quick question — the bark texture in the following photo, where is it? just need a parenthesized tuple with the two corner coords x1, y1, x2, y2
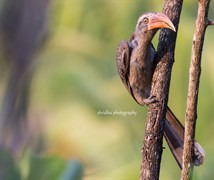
(181, 0, 212, 179)
(140, 1, 183, 179)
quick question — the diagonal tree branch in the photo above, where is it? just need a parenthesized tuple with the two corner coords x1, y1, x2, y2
(140, 0, 183, 179)
(181, 0, 212, 179)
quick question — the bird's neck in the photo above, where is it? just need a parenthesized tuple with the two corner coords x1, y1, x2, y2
(129, 31, 156, 65)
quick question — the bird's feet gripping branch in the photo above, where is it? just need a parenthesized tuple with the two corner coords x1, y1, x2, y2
(116, 12, 205, 168)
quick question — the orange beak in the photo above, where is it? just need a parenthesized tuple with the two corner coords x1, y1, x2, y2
(147, 13, 176, 32)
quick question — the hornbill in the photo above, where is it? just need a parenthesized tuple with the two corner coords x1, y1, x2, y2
(116, 12, 204, 169)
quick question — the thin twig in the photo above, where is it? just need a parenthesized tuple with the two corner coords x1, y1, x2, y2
(181, 0, 211, 179)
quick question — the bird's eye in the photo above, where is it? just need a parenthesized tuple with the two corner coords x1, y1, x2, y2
(143, 17, 149, 24)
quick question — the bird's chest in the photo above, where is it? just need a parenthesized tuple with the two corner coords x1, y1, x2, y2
(129, 61, 152, 85)
(129, 45, 155, 90)
(130, 45, 155, 74)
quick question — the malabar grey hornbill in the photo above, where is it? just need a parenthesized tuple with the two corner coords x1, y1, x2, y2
(116, 12, 204, 169)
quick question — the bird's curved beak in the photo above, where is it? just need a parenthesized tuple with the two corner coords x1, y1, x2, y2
(147, 13, 176, 32)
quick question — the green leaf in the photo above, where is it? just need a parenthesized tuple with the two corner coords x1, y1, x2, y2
(60, 160, 83, 180)
(27, 155, 66, 180)
(0, 148, 21, 180)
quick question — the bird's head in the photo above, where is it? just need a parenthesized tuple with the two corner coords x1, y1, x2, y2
(136, 12, 176, 33)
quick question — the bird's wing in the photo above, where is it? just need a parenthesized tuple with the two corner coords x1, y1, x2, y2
(116, 40, 134, 97)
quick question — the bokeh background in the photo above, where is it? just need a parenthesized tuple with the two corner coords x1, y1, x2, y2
(0, 0, 214, 179)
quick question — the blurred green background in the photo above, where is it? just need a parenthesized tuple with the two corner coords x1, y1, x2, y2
(0, 0, 214, 179)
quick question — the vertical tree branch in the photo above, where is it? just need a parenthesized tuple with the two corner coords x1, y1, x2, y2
(140, 0, 183, 179)
(0, 0, 49, 156)
(181, 0, 212, 179)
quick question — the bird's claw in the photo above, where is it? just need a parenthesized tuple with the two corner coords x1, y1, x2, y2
(143, 95, 157, 105)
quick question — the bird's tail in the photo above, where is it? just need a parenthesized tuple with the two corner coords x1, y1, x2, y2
(164, 107, 205, 169)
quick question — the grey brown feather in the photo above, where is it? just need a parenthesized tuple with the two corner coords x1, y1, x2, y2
(116, 12, 204, 169)
(116, 40, 133, 97)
